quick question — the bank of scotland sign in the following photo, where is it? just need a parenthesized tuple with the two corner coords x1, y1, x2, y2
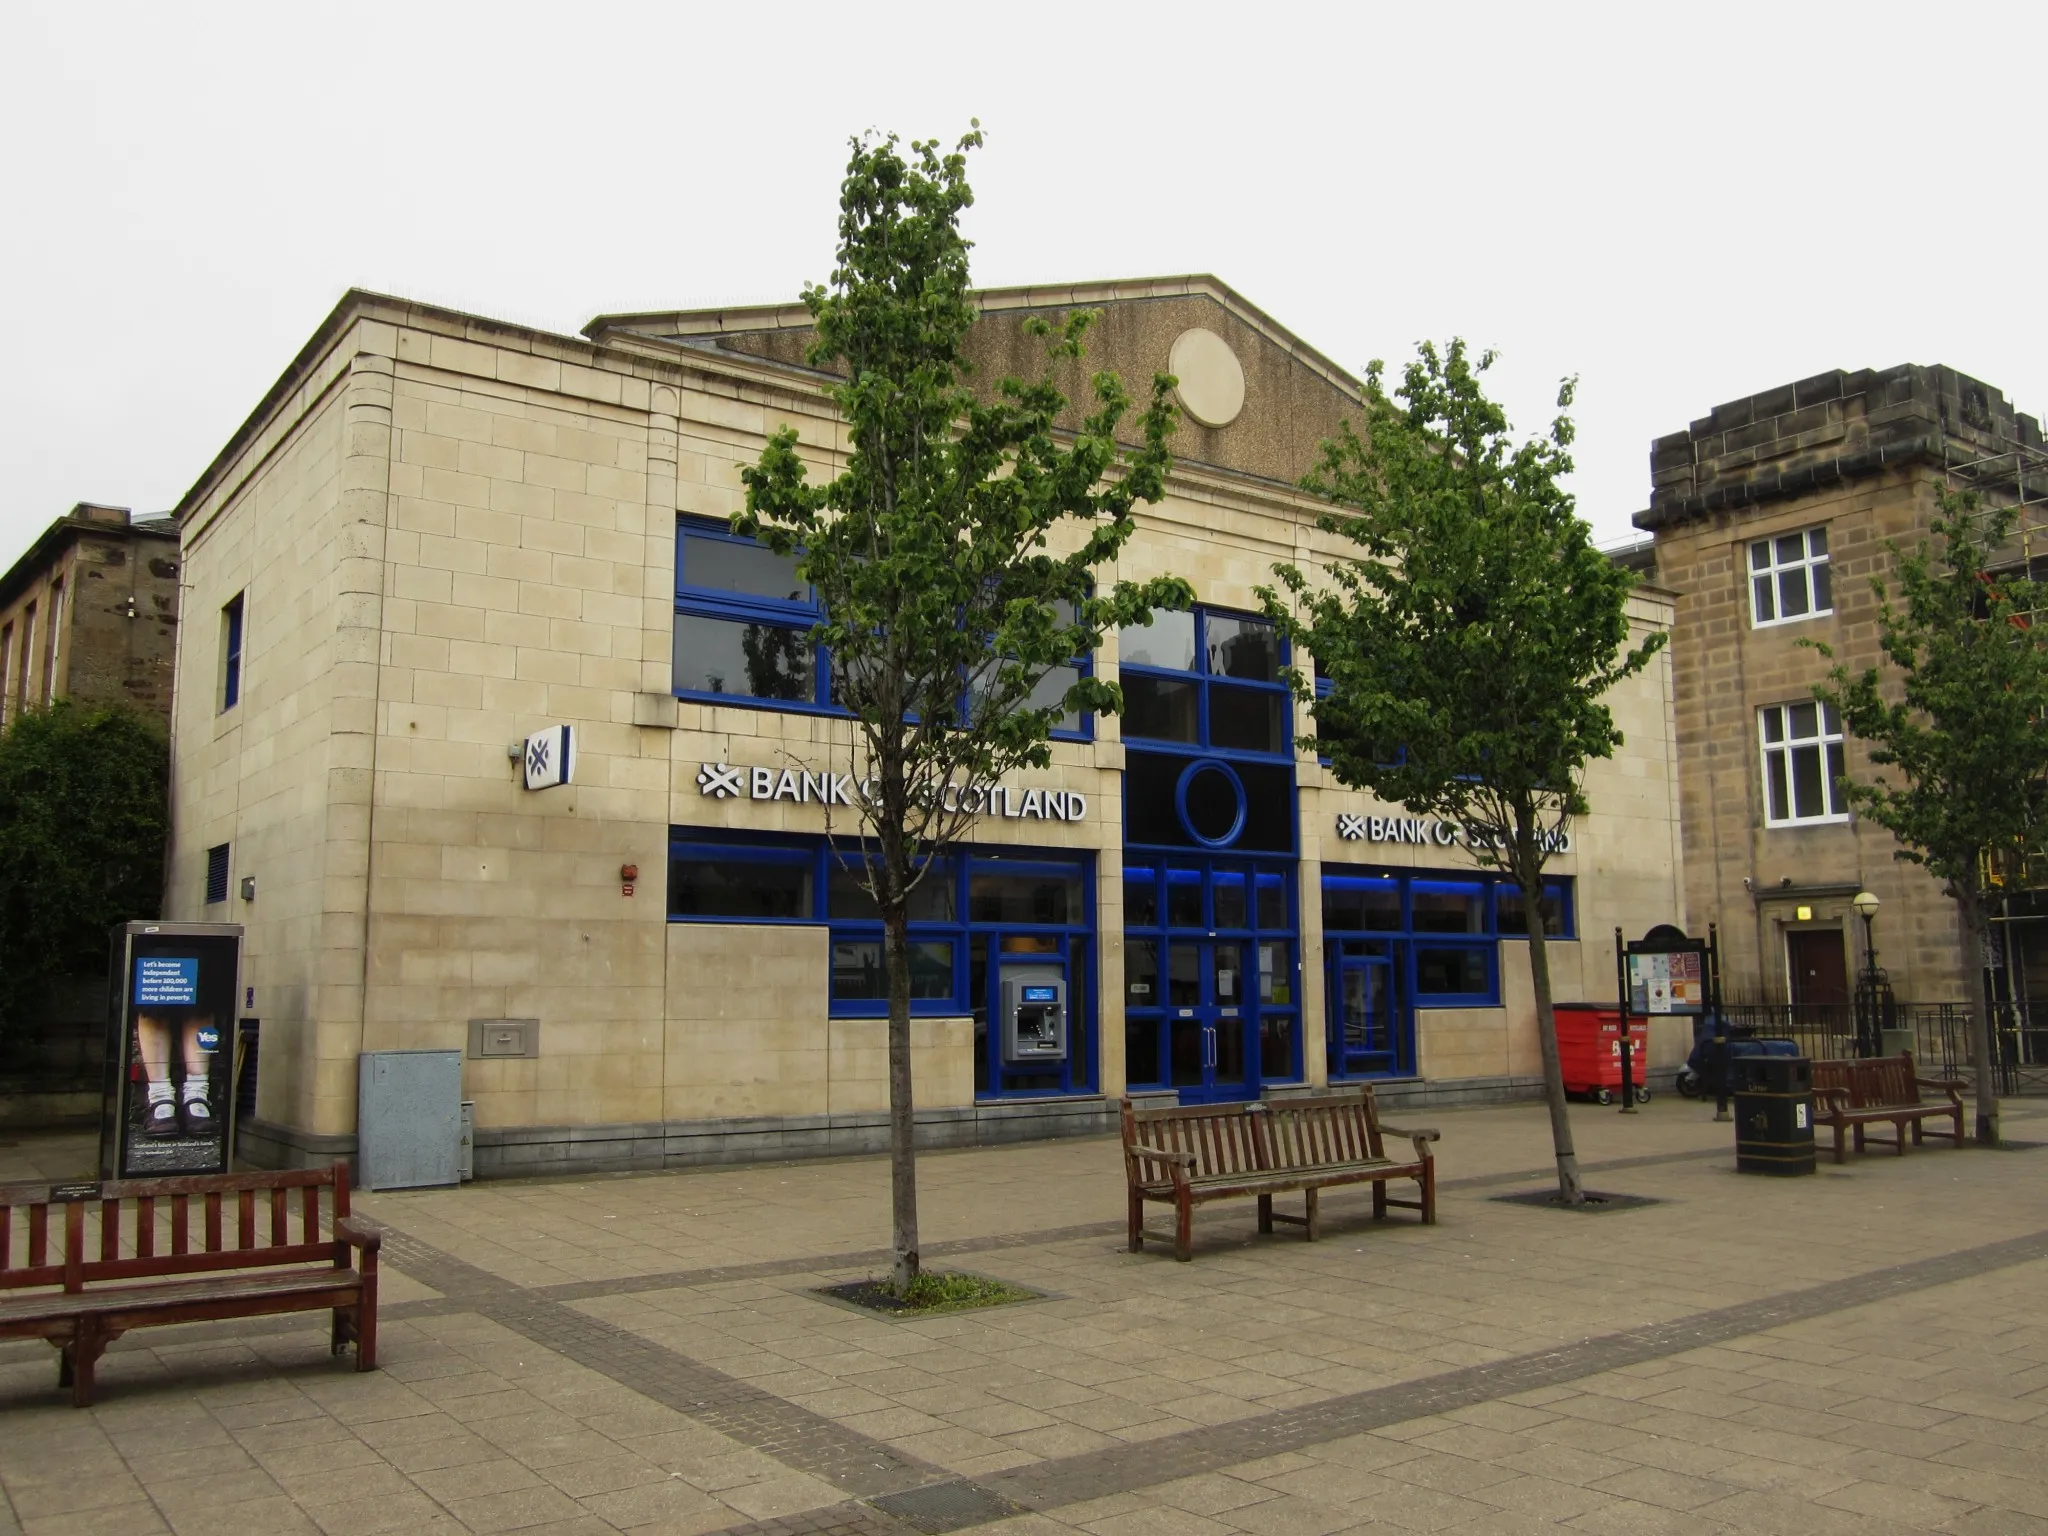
(523, 725, 575, 790)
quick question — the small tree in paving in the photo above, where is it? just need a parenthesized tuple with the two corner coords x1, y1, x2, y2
(738, 127, 1191, 1289)
(1809, 493, 2048, 1147)
(0, 700, 168, 1045)
(1261, 341, 1662, 1205)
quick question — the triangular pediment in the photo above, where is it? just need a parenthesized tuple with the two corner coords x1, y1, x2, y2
(586, 276, 1364, 489)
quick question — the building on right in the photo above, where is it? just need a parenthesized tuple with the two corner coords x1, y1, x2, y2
(1633, 364, 2048, 1030)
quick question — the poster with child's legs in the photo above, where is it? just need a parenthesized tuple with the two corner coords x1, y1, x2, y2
(115, 940, 237, 1178)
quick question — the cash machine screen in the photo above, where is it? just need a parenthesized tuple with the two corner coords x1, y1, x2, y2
(1021, 986, 1057, 1003)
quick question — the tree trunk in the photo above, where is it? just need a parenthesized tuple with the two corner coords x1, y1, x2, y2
(1957, 884, 2001, 1148)
(882, 899, 921, 1290)
(1521, 871, 1584, 1204)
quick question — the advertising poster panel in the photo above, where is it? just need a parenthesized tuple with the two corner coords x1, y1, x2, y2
(101, 922, 243, 1180)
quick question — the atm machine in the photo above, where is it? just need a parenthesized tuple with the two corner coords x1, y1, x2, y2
(1000, 965, 1068, 1065)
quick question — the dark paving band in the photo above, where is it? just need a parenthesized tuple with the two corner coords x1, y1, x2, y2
(617, 1220, 2048, 1536)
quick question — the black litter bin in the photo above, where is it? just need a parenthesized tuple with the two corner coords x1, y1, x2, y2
(1733, 1053, 1815, 1176)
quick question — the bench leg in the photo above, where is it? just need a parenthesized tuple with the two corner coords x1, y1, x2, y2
(1894, 1119, 1908, 1156)
(69, 1319, 107, 1409)
(1912, 1119, 1925, 1147)
(355, 1278, 378, 1373)
(1175, 1193, 1193, 1263)
(1831, 1125, 1847, 1165)
(1304, 1187, 1320, 1242)
(1257, 1194, 1274, 1234)
(331, 1307, 352, 1357)
(1127, 1189, 1145, 1253)
(1420, 1160, 1436, 1224)
(1372, 1181, 1388, 1220)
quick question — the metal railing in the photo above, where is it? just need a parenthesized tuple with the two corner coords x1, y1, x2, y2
(1715, 1001, 2048, 1096)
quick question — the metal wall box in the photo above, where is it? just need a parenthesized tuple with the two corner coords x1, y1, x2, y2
(467, 1018, 540, 1059)
(458, 1100, 475, 1182)
(357, 1050, 463, 1190)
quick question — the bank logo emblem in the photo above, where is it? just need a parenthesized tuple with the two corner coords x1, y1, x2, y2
(521, 724, 575, 790)
(697, 762, 746, 799)
(1336, 813, 1367, 841)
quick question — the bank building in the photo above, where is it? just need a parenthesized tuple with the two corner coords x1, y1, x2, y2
(165, 278, 1685, 1176)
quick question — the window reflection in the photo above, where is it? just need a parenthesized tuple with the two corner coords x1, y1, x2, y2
(1118, 611, 1196, 670)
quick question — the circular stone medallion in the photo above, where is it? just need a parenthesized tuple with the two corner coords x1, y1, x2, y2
(1168, 327, 1246, 428)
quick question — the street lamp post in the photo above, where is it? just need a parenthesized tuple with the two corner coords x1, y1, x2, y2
(1851, 890, 1882, 1057)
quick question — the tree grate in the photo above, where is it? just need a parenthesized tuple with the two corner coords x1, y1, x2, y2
(1489, 1187, 1663, 1213)
(869, 1481, 1023, 1533)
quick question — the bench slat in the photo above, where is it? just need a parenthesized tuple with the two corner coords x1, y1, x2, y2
(205, 1192, 223, 1254)
(99, 1200, 119, 1263)
(136, 1195, 154, 1259)
(28, 1205, 47, 1269)
(237, 1190, 255, 1250)
(171, 1195, 189, 1258)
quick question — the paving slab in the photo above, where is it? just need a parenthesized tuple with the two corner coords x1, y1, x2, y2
(5, 1097, 2048, 1534)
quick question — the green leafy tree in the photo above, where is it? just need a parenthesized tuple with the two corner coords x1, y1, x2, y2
(738, 126, 1190, 1288)
(1261, 341, 1663, 1204)
(1809, 493, 2048, 1146)
(0, 700, 168, 1044)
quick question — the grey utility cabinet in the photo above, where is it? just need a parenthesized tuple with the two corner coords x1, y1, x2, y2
(357, 1050, 463, 1190)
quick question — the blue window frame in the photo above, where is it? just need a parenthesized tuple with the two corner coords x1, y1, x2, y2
(1118, 606, 1291, 759)
(673, 519, 834, 711)
(221, 593, 245, 712)
(1121, 856, 1301, 1093)
(1319, 867, 1578, 1015)
(667, 829, 1097, 1098)
(675, 517, 1093, 738)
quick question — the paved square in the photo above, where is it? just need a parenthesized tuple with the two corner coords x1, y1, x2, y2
(5, 1097, 2048, 1534)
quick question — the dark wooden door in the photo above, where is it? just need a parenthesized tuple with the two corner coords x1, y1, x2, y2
(1788, 930, 1849, 1007)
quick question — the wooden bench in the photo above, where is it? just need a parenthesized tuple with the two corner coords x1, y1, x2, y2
(1810, 1052, 1966, 1164)
(1121, 1090, 1438, 1262)
(0, 1163, 380, 1407)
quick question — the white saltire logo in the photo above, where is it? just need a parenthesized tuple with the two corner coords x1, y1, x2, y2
(696, 763, 747, 799)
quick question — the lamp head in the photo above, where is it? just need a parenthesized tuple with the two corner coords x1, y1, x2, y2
(1851, 890, 1880, 919)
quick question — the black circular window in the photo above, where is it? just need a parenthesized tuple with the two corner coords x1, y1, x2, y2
(1176, 760, 1247, 848)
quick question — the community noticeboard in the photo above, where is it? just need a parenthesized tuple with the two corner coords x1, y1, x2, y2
(1626, 948, 1706, 1015)
(100, 922, 243, 1180)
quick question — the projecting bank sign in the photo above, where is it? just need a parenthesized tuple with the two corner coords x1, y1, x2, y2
(695, 761, 1088, 824)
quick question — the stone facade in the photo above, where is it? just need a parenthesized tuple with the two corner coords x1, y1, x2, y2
(1634, 365, 2046, 1004)
(0, 503, 179, 727)
(168, 281, 1684, 1175)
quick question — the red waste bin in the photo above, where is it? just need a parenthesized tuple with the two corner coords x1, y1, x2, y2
(1552, 1004, 1651, 1104)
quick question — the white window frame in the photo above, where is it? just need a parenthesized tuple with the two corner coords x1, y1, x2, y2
(1759, 701, 1849, 827)
(1749, 525, 1833, 628)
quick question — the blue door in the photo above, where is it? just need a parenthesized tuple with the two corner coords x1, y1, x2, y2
(1165, 939, 1251, 1103)
(1330, 951, 1404, 1077)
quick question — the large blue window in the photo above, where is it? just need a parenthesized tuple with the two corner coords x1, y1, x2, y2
(1321, 867, 1577, 1014)
(1117, 607, 1290, 757)
(673, 519, 832, 710)
(674, 518, 1091, 738)
(667, 829, 1096, 1098)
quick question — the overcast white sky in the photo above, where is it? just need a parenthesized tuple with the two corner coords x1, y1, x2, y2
(4, 2, 2044, 563)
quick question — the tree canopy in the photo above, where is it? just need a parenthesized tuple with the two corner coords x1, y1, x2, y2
(1262, 339, 1662, 1201)
(0, 700, 167, 1040)
(737, 126, 1191, 1285)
